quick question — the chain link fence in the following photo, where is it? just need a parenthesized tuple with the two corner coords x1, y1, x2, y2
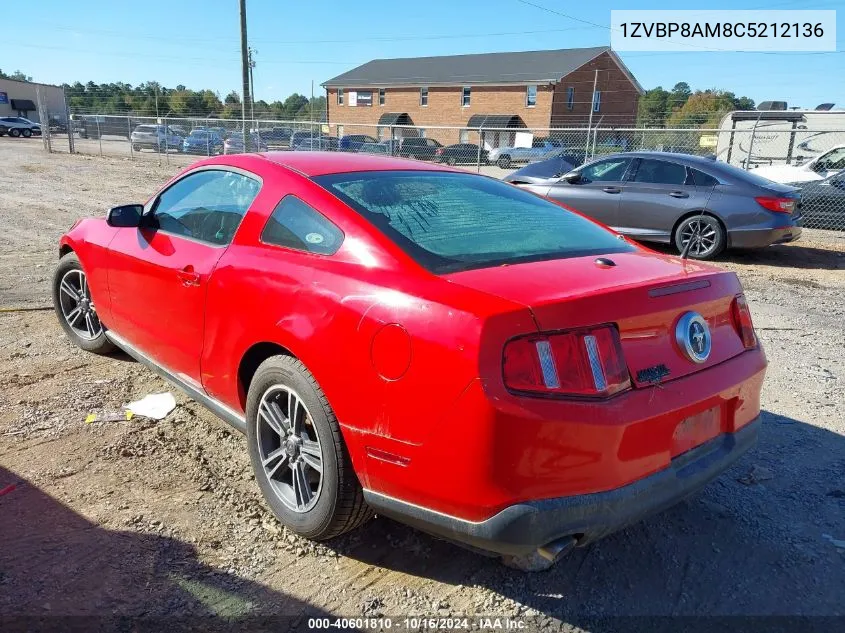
(39, 113, 845, 232)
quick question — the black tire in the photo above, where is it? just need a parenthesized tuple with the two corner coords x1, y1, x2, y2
(22, 128, 32, 138)
(673, 214, 726, 260)
(52, 252, 115, 355)
(132, 143, 141, 152)
(497, 155, 512, 169)
(446, 156, 457, 166)
(246, 355, 372, 540)
(9, 128, 21, 138)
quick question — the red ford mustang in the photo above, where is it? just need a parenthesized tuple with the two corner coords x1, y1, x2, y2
(54, 152, 765, 570)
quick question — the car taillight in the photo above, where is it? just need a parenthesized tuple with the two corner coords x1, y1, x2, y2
(435, 148, 444, 155)
(503, 325, 631, 398)
(731, 294, 757, 349)
(755, 196, 795, 214)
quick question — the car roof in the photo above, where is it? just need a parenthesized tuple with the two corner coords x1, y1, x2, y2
(598, 151, 719, 167)
(256, 151, 454, 176)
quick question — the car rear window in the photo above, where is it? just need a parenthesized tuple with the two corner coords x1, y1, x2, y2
(313, 171, 634, 273)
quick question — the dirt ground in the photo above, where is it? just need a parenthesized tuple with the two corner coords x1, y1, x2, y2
(1, 140, 844, 630)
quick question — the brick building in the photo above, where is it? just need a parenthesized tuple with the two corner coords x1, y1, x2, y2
(322, 46, 642, 147)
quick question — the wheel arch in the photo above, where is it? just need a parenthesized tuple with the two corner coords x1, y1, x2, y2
(237, 341, 297, 410)
(670, 209, 727, 245)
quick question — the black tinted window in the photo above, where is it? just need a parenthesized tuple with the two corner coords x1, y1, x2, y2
(579, 158, 631, 183)
(261, 196, 343, 255)
(314, 171, 634, 274)
(152, 169, 260, 245)
(633, 159, 687, 185)
(690, 169, 719, 187)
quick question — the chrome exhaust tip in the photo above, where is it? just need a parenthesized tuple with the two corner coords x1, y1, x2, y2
(537, 536, 577, 563)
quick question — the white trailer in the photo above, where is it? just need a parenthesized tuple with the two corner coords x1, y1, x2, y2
(715, 109, 845, 168)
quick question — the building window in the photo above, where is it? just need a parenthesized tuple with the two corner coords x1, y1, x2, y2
(379, 88, 385, 106)
(377, 126, 387, 140)
(420, 87, 429, 107)
(459, 129, 470, 143)
(418, 128, 426, 138)
(593, 91, 601, 112)
(355, 91, 373, 107)
(462, 86, 471, 107)
(337, 125, 344, 138)
(567, 87, 574, 110)
(526, 84, 537, 107)
(337, 89, 344, 105)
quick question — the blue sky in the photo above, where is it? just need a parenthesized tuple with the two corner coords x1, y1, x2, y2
(6, 0, 843, 109)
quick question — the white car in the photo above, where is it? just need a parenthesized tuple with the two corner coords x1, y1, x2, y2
(752, 145, 845, 184)
(0, 116, 41, 138)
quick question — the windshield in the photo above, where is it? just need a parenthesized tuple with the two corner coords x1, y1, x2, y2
(314, 171, 634, 273)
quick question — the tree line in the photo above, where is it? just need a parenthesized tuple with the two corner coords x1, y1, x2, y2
(637, 82, 756, 128)
(61, 81, 327, 121)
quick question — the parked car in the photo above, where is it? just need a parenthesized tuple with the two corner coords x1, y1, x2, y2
(290, 130, 321, 149)
(169, 125, 189, 138)
(434, 143, 489, 166)
(54, 152, 765, 570)
(505, 151, 802, 260)
(488, 138, 563, 169)
(338, 134, 377, 152)
(398, 137, 443, 161)
(293, 137, 339, 151)
(75, 115, 136, 140)
(792, 170, 845, 230)
(752, 144, 845, 184)
(0, 116, 41, 138)
(224, 134, 269, 155)
(358, 142, 391, 155)
(261, 127, 293, 146)
(182, 130, 224, 155)
(131, 125, 183, 153)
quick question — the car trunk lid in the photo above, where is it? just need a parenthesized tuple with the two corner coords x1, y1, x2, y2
(444, 251, 747, 387)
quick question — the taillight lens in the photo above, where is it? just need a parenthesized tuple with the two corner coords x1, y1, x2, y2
(503, 325, 631, 398)
(435, 148, 444, 155)
(731, 294, 757, 349)
(755, 196, 795, 214)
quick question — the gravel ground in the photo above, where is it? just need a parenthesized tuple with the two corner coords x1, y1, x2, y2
(1, 140, 844, 630)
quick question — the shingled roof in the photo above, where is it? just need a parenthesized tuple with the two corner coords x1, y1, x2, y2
(323, 46, 642, 92)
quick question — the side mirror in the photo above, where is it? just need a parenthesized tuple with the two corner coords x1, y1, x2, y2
(106, 204, 144, 228)
(562, 172, 581, 184)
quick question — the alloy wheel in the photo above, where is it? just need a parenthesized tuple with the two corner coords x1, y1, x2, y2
(256, 385, 323, 513)
(679, 218, 718, 258)
(58, 269, 103, 340)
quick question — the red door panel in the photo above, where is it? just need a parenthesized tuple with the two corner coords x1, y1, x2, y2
(107, 228, 225, 383)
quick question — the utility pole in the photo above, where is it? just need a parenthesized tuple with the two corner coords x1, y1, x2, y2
(248, 47, 257, 123)
(584, 69, 598, 161)
(239, 0, 251, 150)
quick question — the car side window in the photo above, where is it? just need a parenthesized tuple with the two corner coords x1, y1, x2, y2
(632, 159, 687, 185)
(151, 169, 261, 246)
(689, 169, 719, 187)
(817, 148, 845, 171)
(261, 195, 344, 255)
(579, 158, 631, 183)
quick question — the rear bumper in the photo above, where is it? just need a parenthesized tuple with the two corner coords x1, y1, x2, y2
(364, 417, 759, 556)
(728, 224, 802, 248)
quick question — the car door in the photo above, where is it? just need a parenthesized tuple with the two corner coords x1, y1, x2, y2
(544, 156, 633, 227)
(106, 167, 261, 382)
(617, 158, 713, 241)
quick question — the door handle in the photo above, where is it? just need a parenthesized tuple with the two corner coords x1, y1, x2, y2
(669, 191, 689, 198)
(176, 266, 201, 287)
(602, 186, 621, 194)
